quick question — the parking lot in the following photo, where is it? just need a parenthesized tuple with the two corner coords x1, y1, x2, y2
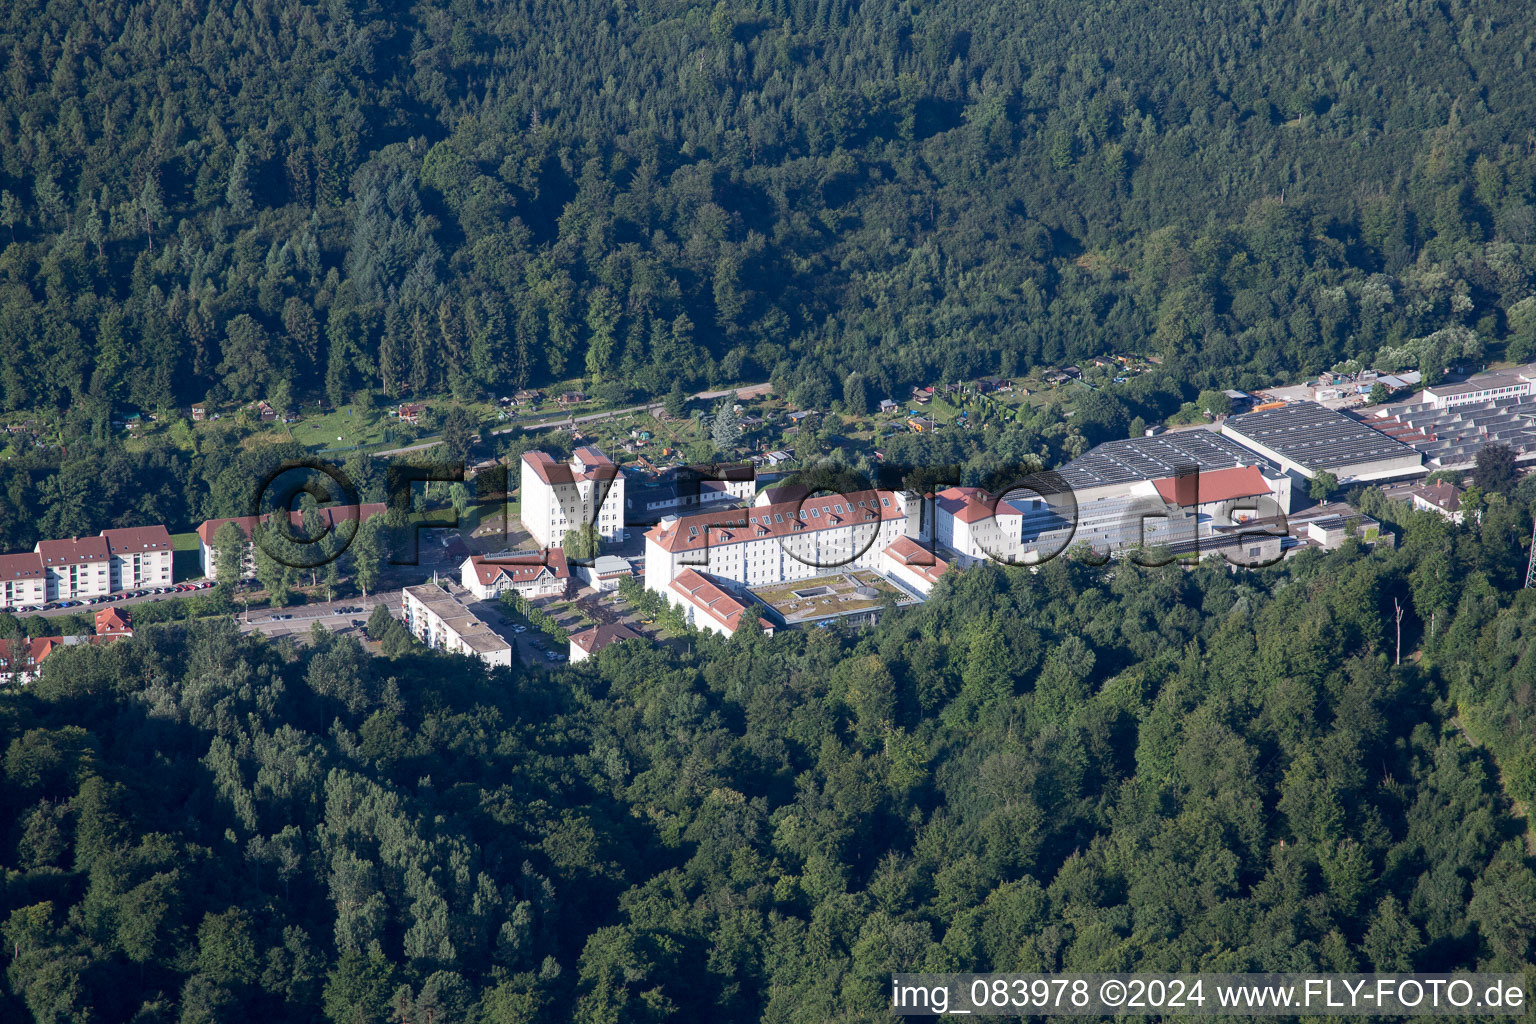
(19, 581, 220, 617)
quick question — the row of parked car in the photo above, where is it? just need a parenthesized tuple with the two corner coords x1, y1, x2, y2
(35, 580, 216, 611)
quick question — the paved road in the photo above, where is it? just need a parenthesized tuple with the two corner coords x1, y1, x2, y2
(236, 591, 399, 638)
(373, 382, 771, 457)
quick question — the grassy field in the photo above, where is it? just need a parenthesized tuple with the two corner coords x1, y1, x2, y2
(170, 531, 204, 580)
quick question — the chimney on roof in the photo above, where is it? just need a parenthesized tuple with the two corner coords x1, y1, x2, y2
(1172, 464, 1199, 508)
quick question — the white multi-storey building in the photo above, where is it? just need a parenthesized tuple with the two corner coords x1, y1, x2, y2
(103, 526, 175, 592)
(520, 447, 625, 550)
(643, 488, 921, 592)
(196, 503, 386, 580)
(35, 537, 112, 601)
(1, 523, 174, 609)
(401, 582, 513, 667)
(933, 486, 1027, 566)
(0, 554, 48, 610)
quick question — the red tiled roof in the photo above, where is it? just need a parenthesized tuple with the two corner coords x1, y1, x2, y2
(1152, 465, 1269, 507)
(668, 569, 773, 633)
(196, 503, 386, 546)
(95, 607, 133, 635)
(571, 446, 614, 467)
(102, 525, 174, 554)
(934, 486, 1024, 525)
(522, 450, 619, 486)
(646, 489, 904, 553)
(0, 552, 44, 580)
(36, 536, 110, 565)
(884, 537, 950, 583)
(464, 549, 570, 586)
(570, 622, 641, 654)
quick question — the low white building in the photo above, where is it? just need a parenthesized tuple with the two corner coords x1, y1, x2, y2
(574, 554, 635, 592)
(569, 622, 642, 663)
(460, 550, 570, 600)
(881, 537, 950, 596)
(643, 489, 919, 592)
(520, 446, 625, 550)
(1422, 365, 1536, 410)
(401, 583, 513, 667)
(663, 569, 774, 637)
(103, 525, 175, 592)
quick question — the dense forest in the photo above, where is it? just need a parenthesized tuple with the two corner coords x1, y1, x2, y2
(5, 0, 1536, 1021)
(3, 492, 1535, 1023)
(2, 0, 1536, 543)
(2, 0, 1536, 425)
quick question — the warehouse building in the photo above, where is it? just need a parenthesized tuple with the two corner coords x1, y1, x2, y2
(1363, 395, 1536, 472)
(1058, 430, 1291, 506)
(1221, 402, 1422, 482)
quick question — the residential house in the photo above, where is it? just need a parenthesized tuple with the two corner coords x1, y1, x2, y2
(398, 403, 426, 425)
(1408, 481, 1466, 524)
(557, 391, 587, 407)
(878, 399, 899, 413)
(95, 607, 133, 637)
(459, 550, 571, 600)
(569, 622, 642, 663)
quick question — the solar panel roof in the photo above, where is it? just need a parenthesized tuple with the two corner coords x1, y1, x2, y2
(1058, 430, 1273, 488)
(1222, 402, 1417, 472)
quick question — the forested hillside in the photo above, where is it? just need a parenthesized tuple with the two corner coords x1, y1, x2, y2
(3, 498, 1535, 1023)
(2, 0, 1536, 425)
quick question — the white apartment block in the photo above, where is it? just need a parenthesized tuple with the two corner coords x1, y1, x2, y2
(401, 583, 513, 667)
(103, 526, 174, 591)
(643, 489, 920, 593)
(196, 503, 386, 580)
(520, 447, 625, 550)
(460, 551, 570, 600)
(35, 537, 113, 601)
(0, 554, 48, 610)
